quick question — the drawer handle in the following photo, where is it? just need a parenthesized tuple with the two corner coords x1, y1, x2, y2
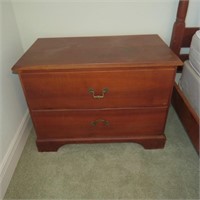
(91, 119, 109, 126)
(88, 88, 109, 99)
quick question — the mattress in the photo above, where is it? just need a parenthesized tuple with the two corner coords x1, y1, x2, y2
(179, 60, 200, 117)
(189, 30, 200, 76)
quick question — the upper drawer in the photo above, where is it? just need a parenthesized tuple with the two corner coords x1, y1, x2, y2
(20, 68, 175, 110)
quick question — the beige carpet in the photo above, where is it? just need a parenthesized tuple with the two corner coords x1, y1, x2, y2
(4, 107, 199, 199)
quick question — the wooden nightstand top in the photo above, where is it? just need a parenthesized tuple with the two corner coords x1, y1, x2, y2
(12, 35, 182, 72)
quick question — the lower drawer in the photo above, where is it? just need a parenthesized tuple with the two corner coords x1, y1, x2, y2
(32, 108, 167, 140)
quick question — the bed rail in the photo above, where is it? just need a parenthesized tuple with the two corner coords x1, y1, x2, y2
(171, 0, 199, 154)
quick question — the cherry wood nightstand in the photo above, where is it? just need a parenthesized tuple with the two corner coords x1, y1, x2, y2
(12, 35, 182, 151)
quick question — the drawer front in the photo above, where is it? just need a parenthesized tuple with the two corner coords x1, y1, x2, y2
(32, 108, 167, 139)
(21, 68, 175, 110)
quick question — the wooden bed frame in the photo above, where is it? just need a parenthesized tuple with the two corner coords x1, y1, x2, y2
(170, 0, 199, 154)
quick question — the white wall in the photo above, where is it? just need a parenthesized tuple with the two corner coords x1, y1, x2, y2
(0, 1, 2, 164)
(1, 0, 25, 157)
(0, 0, 31, 198)
(11, 0, 199, 52)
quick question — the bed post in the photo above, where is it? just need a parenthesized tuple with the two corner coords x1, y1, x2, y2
(170, 0, 189, 56)
(171, 0, 200, 154)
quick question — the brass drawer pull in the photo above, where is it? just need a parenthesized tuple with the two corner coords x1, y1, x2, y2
(88, 88, 109, 99)
(91, 119, 109, 126)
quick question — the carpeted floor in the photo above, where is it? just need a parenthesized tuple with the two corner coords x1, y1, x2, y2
(4, 107, 199, 199)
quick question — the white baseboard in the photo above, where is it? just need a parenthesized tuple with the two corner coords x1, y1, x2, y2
(0, 109, 32, 199)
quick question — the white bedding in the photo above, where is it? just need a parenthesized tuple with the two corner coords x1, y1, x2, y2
(189, 30, 200, 76)
(179, 60, 200, 117)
